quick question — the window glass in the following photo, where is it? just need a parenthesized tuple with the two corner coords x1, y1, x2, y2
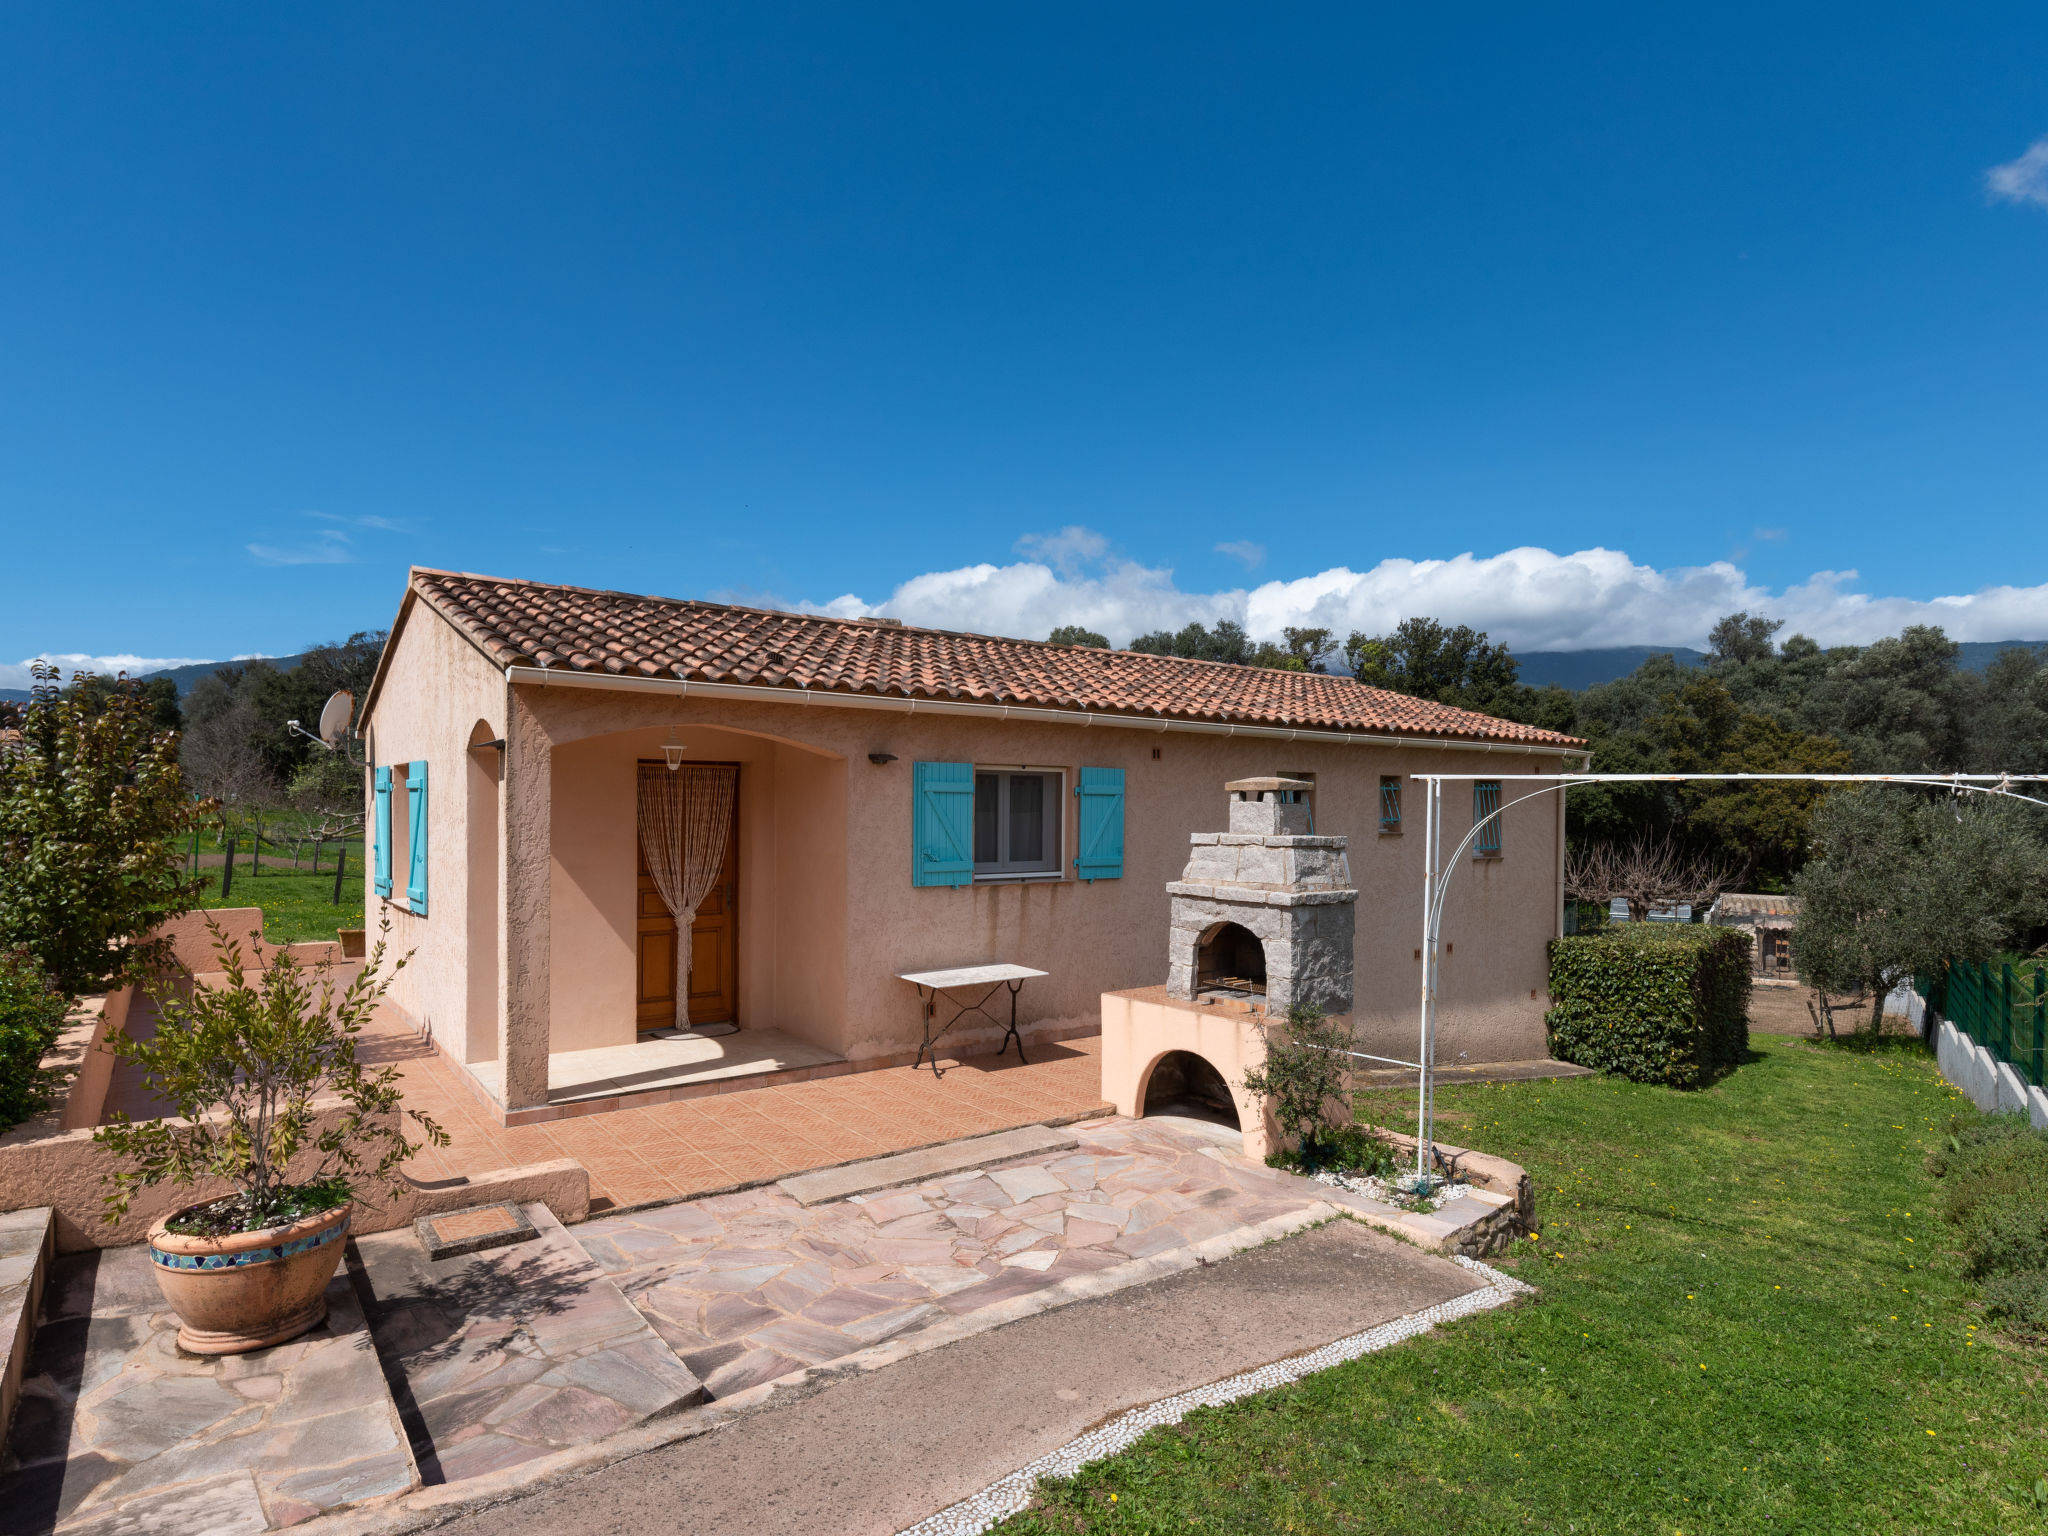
(973, 770, 1062, 876)
(1009, 773, 1043, 862)
(973, 773, 1000, 864)
(1379, 776, 1402, 832)
(389, 773, 411, 896)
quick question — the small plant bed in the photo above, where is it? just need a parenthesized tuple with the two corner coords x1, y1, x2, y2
(1266, 1125, 1471, 1213)
(162, 1176, 353, 1239)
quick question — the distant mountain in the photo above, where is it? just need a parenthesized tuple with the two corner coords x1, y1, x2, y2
(1513, 647, 1709, 689)
(1952, 640, 2048, 672)
(135, 654, 308, 695)
(1514, 639, 2048, 691)
(0, 652, 308, 706)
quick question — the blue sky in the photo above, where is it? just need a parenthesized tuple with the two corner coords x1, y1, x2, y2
(5, 4, 2048, 682)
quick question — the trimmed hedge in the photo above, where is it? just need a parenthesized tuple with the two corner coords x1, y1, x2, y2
(0, 947, 71, 1131)
(1546, 924, 1752, 1087)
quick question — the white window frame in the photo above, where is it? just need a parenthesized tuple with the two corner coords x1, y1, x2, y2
(972, 766, 1066, 882)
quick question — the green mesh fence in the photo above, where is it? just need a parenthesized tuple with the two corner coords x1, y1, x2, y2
(1920, 960, 2048, 1089)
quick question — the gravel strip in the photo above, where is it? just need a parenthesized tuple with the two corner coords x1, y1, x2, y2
(895, 1256, 1533, 1536)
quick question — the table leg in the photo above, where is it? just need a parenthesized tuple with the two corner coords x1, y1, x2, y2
(914, 986, 943, 1078)
(996, 979, 1028, 1063)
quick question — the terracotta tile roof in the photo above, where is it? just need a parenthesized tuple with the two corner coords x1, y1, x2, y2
(1710, 893, 1801, 921)
(405, 568, 1585, 748)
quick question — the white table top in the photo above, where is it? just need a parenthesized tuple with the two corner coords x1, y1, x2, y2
(898, 964, 1048, 990)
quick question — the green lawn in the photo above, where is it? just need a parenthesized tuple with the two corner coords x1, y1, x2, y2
(999, 1036, 2045, 1534)
(196, 862, 365, 946)
(180, 818, 366, 946)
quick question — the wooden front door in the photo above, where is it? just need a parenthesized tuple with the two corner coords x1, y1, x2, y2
(635, 765, 739, 1031)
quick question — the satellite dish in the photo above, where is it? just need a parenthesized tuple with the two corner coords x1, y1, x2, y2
(317, 690, 354, 747)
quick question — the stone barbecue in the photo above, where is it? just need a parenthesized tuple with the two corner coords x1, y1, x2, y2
(1166, 777, 1359, 1015)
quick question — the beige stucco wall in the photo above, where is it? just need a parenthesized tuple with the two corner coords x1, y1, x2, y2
(359, 599, 507, 1062)
(368, 599, 1571, 1102)
(509, 680, 1564, 1068)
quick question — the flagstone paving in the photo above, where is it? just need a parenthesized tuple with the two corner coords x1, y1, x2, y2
(573, 1116, 1326, 1400)
(351, 1203, 706, 1487)
(0, 1243, 414, 1535)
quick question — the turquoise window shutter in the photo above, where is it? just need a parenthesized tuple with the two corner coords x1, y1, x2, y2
(1074, 766, 1125, 881)
(406, 761, 429, 913)
(373, 766, 393, 899)
(913, 762, 975, 887)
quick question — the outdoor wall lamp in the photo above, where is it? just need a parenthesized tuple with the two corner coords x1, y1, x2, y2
(867, 752, 898, 765)
(663, 727, 687, 771)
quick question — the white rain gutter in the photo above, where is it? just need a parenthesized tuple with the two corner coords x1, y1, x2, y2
(503, 664, 1589, 759)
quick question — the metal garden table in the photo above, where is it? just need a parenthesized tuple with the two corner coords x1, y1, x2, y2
(897, 963, 1049, 1078)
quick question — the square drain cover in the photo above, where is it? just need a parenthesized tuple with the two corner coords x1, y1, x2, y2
(416, 1202, 537, 1260)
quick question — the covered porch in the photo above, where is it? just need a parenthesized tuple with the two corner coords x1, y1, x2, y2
(455, 708, 854, 1119)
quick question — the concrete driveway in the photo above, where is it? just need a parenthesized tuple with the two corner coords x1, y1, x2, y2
(436, 1218, 1486, 1536)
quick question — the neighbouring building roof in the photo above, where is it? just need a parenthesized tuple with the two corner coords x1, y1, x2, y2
(1710, 893, 1801, 924)
(394, 568, 1587, 748)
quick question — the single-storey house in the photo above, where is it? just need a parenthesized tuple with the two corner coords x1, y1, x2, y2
(1706, 892, 1800, 978)
(359, 568, 1587, 1123)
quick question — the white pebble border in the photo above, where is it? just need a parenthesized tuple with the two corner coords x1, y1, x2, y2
(1312, 1167, 1469, 1208)
(893, 1256, 1533, 1536)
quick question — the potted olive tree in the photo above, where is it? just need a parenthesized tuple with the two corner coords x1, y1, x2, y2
(96, 919, 446, 1354)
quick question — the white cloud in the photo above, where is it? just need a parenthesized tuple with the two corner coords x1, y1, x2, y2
(0, 652, 214, 691)
(801, 533, 2048, 652)
(248, 528, 352, 566)
(1215, 540, 1266, 570)
(308, 511, 411, 533)
(1987, 136, 2048, 208)
(1014, 526, 1109, 577)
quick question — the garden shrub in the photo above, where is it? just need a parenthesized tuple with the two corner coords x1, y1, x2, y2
(1961, 1199, 2048, 1281)
(1546, 924, 1752, 1087)
(1922, 1113, 2033, 1180)
(1927, 1113, 2048, 1334)
(1241, 1004, 1355, 1168)
(0, 947, 72, 1131)
(1267, 1123, 1399, 1180)
(1929, 1115, 2048, 1228)
(1984, 1269, 2048, 1333)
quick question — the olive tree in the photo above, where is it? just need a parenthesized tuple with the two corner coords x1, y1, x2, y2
(0, 665, 207, 997)
(1792, 790, 2048, 1032)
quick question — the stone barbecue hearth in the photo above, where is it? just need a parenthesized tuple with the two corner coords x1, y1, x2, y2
(1166, 778, 1359, 1015)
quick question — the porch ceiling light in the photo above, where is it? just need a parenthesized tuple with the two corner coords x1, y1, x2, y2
(662, 728, 686, 771)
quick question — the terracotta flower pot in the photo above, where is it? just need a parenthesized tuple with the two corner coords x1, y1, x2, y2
(146, 1199, 354, 1355)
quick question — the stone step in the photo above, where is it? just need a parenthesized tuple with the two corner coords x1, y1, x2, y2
(0, 1207, 53, 1445)
(352, 1202, 706, 1486)
(775, 1123, 1081, 1207)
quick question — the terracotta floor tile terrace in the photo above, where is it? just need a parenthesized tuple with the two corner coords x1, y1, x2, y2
(375, 1014, 1112, 1213)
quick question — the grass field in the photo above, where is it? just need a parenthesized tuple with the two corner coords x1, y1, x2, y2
(195, 861, 365, 946)
(998, 1035, 2046, 1534)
